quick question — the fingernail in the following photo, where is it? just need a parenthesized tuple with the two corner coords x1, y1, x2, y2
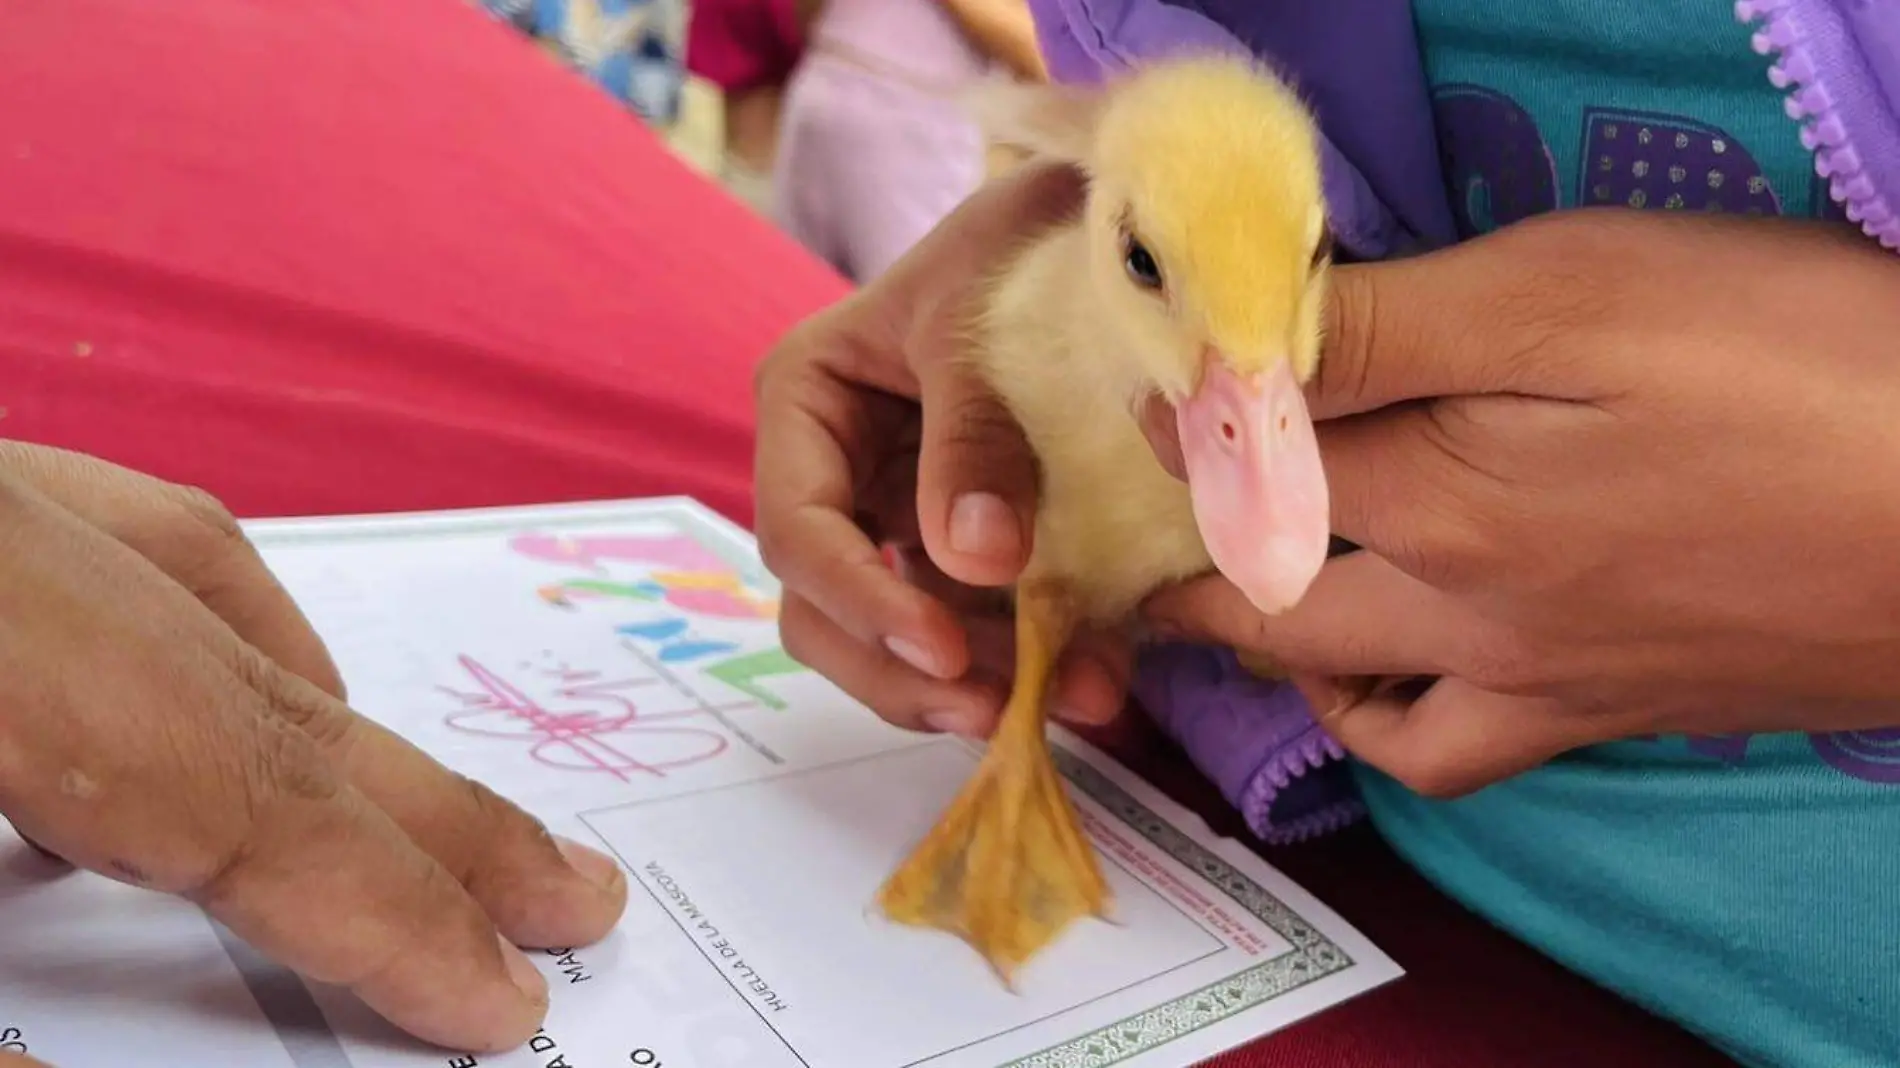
(1322, 676, 1387, 722)
(500, 936, 548, 1005)
(1318, 684, 1362, 723)
(949, 492, 1021, 559)
(556, 836, 626, 895)
(924, 709, 979, 737)
(878, 542, 908, 578)
(885, 636, 945, 678)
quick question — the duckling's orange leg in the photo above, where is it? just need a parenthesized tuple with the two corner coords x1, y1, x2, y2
(990, 581, 1072, 743)
(876, 582, 1111, 986)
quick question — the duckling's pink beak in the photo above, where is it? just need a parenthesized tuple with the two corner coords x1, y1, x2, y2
(1175, 357, 1330, 615)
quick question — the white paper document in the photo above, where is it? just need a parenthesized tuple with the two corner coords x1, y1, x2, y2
(0, 498, 1400, 1068)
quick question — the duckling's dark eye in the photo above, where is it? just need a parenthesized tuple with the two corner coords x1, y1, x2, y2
(1122, 234, 1164, 291)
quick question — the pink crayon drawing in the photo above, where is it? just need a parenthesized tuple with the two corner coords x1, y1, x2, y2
(438, 655, 729, 780)
(509, 532, 728, 575)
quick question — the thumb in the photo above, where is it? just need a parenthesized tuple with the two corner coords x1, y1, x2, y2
(902, 162, 1086, 589)
(1321, 678, 1585, 798)
(1312, 226, 1572, 421)
(914, 355, 1040, 588)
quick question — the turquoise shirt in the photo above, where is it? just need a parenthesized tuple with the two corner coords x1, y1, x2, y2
(1417, 0, 1845, 232)
(1358, 5, 1900, 1067)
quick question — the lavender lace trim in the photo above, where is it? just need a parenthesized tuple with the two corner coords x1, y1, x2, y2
(1132, 643, 1364, 844)
(1738, 0, 1900, 249)
(1119, 0, 1900, 847)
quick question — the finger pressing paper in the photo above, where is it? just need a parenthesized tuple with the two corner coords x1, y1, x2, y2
(231, 649, 629, 953)
(0, 443, 347, 699)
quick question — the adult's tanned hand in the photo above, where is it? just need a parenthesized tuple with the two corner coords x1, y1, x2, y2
(0, 443, 628, 1059)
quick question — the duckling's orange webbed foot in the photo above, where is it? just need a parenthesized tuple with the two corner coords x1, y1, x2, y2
(876, 582, 1111, 985)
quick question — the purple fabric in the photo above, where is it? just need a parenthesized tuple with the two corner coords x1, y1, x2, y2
(1740, 0, 1900, 249)
(1027, 0, 1900, 844)
(1029, 0, 1446, 259)
(1129, 644, 1364, 843)
(1168, 1, 1458, 252)
(1579, 108, 1784, 214)
(1434, 86, 1559, 233)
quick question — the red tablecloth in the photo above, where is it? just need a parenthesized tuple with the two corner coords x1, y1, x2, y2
(0, 1, 1732, 1065)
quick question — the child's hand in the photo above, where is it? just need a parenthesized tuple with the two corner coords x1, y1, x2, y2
(1143, 211, 1900, 797)
(753, 163, 1132, 739)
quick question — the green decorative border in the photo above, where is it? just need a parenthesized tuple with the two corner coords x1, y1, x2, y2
(247, 499, 1364, 1068)
(1002, 751, 1355, 1068)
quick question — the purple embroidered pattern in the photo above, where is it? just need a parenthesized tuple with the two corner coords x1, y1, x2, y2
(1577, 108, 1782, 215)
(1809, 728, 1900, 784)
(1433, 84, 1560, 236)
(1680, 729, 1900, 785)
(1429, 91, 1796, 236)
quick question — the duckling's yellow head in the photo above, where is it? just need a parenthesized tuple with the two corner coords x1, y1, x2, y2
(973, 55, 1335, 613)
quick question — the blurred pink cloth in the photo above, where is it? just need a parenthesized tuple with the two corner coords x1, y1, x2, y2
(686, 0, 805, 93)
(771, 0, 993, 281)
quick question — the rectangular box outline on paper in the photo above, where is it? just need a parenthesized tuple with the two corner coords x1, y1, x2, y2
(241, 499, 1377, 1068)
(577, 741, 1232, 1068)
(575, 743, 1360, 1068)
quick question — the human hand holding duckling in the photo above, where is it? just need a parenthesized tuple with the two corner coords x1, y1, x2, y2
(759, 56, 1339, 978)
(757, 172, 1900, 809)
(1147, 209, 1900, 797)
(754, 159, 1137, 740)
(755, 58, 1335, 752)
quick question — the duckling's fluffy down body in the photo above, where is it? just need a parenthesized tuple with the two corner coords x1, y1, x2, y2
(970, 224, 1213, 624)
